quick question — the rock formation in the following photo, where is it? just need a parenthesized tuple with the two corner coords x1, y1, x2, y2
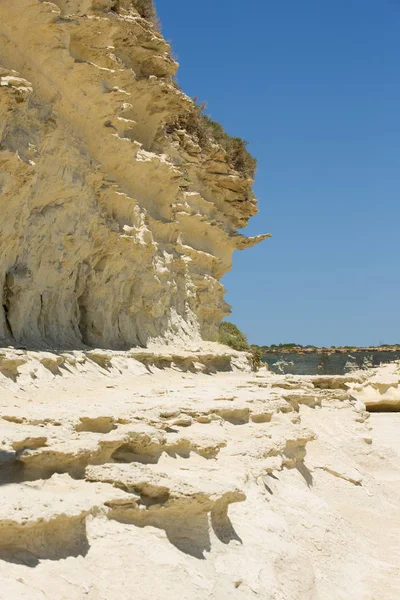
(0, 351, 399, 598)
(2, 4, 400, 599)
(0, 0, 268, 350)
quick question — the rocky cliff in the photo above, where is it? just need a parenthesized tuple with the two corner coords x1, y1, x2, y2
(0, 0, 268, 350)
(3, 6, 400, 599)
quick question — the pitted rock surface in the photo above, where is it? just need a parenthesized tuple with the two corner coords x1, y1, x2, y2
(0, 352, 399, 599)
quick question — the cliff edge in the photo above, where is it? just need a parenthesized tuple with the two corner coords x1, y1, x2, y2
(0, 0, 268, 350)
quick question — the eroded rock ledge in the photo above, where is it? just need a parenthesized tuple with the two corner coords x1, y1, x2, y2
(0, 0, 268, 350)
(1, 355, 400, 598)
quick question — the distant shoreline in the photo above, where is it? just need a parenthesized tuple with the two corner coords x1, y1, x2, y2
(253, 345, 400, 355)
(257, 346, 400, 375)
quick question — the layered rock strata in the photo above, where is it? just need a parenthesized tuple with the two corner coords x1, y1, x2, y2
(0, 0, 268, 349)
(0, 353, 400, 598)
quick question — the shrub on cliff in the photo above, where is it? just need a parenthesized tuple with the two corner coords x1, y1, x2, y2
(167, 102, 257, 179)
(115, 1, 159, 28)
(249, 346, 263, 371)
(199, 112, 257, 179)
(219, 321, 249, 352)
(219, 322, 262, 371)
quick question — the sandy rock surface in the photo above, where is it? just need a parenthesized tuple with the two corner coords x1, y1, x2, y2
(1, 351, 399, 599)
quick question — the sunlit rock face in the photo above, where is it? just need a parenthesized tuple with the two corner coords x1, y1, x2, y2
(0, 0, 267, 349)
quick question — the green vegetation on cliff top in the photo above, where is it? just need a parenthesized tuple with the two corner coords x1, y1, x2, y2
(174, 102, 257, 179)
(130, 0, 158, 24)
(131, 1, 257, 179)
(218, 321, 249, 352)
(218, 322, 262, 370)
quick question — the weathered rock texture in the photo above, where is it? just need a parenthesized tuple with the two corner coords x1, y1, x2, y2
(0, 353, 400, 598)
(0, 0, 268, 350)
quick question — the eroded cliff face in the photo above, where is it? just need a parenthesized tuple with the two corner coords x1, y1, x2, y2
(0, 0, 268, 349)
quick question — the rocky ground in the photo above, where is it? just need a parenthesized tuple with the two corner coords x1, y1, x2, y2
(0, 348, 399, 599)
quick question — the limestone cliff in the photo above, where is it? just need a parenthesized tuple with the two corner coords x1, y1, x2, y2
(0, 0, 268, 349)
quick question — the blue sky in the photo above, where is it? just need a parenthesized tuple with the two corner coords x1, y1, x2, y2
(157, 1, 400, 346)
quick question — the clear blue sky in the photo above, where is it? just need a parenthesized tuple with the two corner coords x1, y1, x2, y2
(157, 0, 400, 347)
